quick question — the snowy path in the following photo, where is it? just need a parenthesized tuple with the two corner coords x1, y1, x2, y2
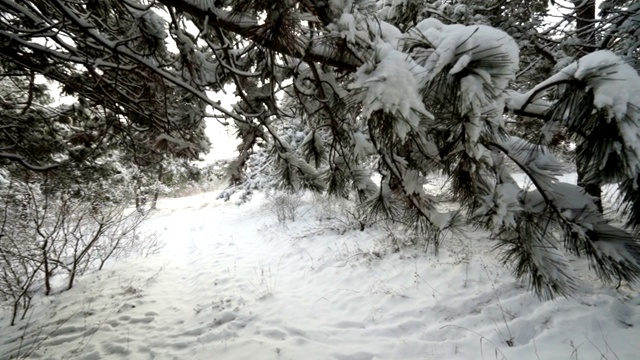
(1, 192, 640, 360)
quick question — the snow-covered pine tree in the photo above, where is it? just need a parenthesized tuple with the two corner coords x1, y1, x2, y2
(0, 0, 212, 203)
(2, 0, 640, 298)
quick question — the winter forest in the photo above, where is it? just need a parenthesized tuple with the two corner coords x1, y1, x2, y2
(1, 0, 640, 359)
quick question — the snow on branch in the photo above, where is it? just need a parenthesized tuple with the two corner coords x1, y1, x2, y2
(512, 50, 640, 122)
(329, 10, 402, 48)
(409, 18, 519, 99)
(486, 136, 640, 294)
(351, 43, 434, 140)
(401, 19, 519, 161)
(491, 137, 598, 222)
(158, 0, 363, 71)
(275, 150, 326, 193)
(507, 50, 640, 181)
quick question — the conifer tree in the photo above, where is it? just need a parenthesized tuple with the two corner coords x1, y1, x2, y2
(2, 0, 640, 298)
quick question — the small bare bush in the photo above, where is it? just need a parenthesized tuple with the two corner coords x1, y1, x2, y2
(0, 180, 153, 326)
(313, 196, 368, 233)
(269, 192, 303, 223)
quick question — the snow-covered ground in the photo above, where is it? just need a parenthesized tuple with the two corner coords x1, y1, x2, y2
(1, 176, 639, 360)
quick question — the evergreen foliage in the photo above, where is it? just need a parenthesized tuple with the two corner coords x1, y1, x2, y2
(2, 0, 640, 299)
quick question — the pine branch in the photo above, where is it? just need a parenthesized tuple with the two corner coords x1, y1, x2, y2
(494, 214, 579, 299)
(0, 153, 60, 172)
(158, 0, 362, 72)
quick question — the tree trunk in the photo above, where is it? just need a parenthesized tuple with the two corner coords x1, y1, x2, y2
(577, 165, 603, 212)
(67, 263, 77, 291)
(41, 240, 51, 296)
(573, 0, 602, 212)
(134, 178, 145, 213)
(151, 164, 163, 211)
(573, 0, 596, 55)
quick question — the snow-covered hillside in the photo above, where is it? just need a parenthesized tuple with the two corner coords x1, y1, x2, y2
(1, 180, 639, 360)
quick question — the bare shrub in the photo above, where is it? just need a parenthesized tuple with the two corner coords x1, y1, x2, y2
(312, 196, 369, 233)
(269, 192, 303, 223)
(0, 180, 153, 326)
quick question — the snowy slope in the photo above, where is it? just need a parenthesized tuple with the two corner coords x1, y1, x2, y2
(1, 182, 639, 360)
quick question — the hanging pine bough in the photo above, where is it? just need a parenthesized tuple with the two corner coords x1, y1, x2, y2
(213, 3, 640, 298)
(160, 1, 638, 298)
(2, 0, 640, 299)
